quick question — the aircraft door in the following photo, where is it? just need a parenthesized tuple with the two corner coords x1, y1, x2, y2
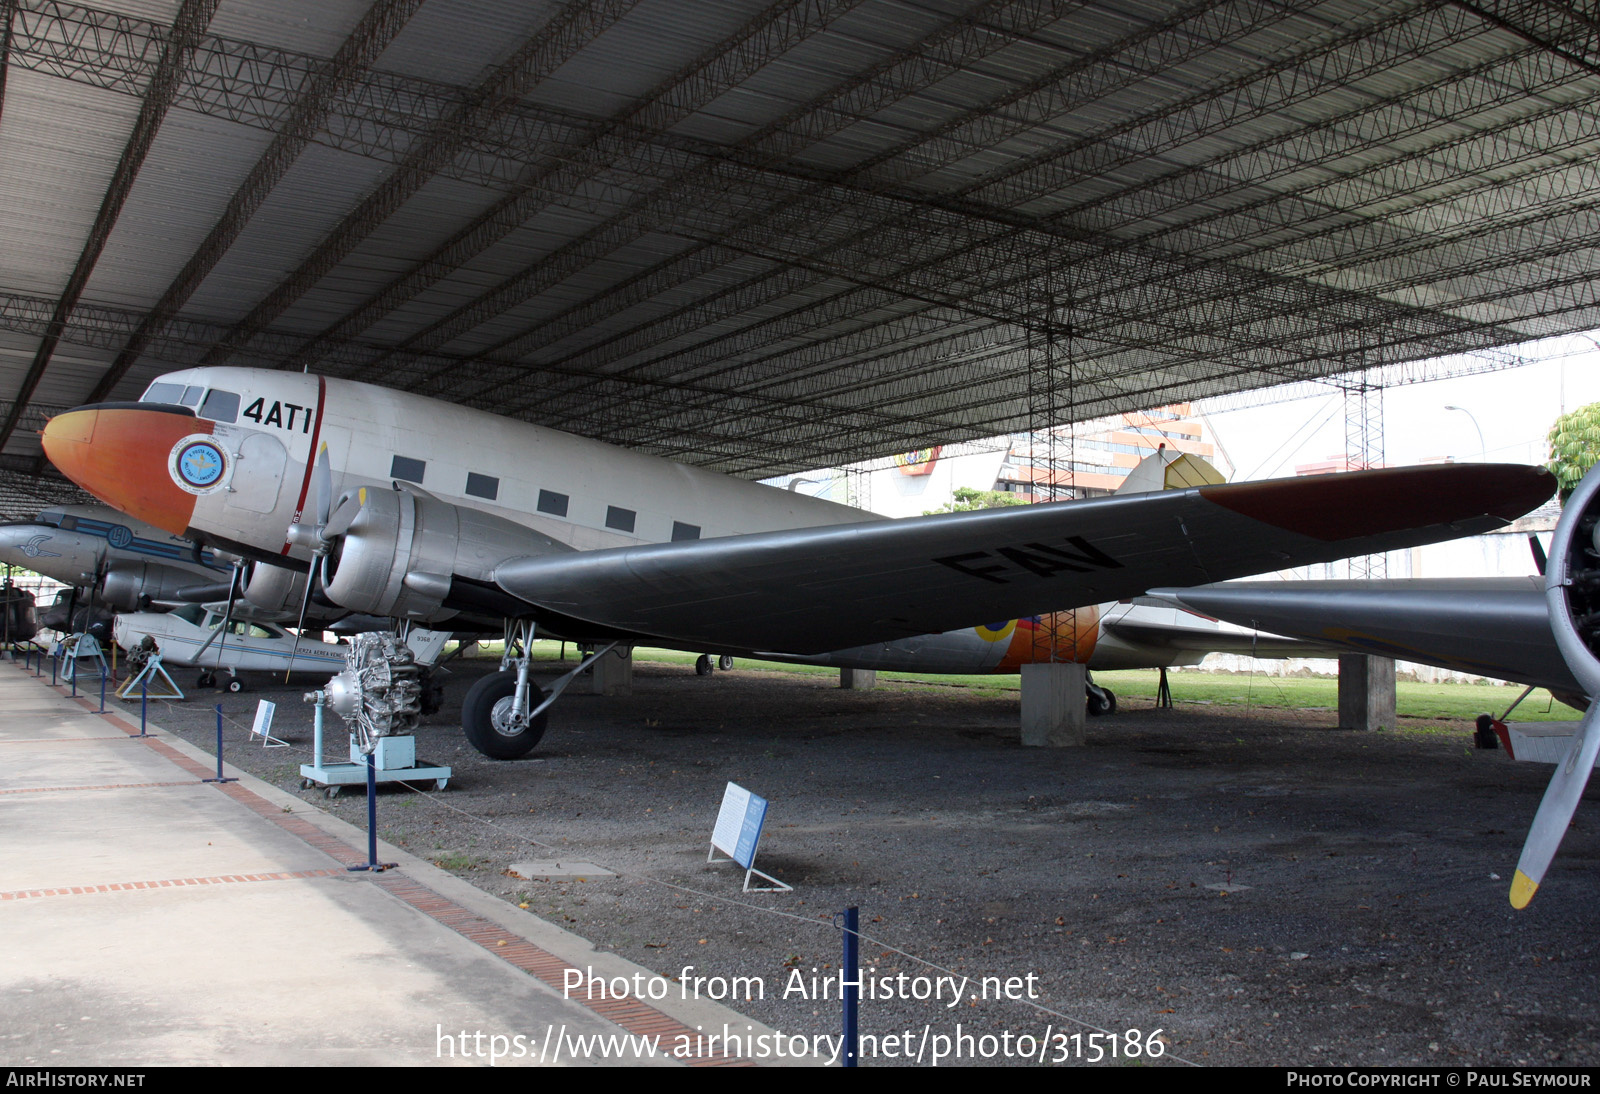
(226, 431, 286, 515)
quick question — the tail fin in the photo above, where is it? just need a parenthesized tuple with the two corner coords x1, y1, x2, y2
(1114, 447, 1226, 496)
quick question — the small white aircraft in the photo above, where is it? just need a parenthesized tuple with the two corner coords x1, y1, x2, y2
(113, 605, 348, 690)
(41, 367, 1553, 759)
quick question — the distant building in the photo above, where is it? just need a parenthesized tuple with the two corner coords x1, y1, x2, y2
(998, 405, 1221, 501)
(764, 405, 1224, 517)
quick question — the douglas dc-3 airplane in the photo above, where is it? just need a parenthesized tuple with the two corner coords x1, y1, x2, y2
(41, 367, 1553, 762)
(0, 504, 225, 611)
(0, 503, 399, 640)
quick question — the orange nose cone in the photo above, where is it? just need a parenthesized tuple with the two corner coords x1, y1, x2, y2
(42, 407, 206, 536)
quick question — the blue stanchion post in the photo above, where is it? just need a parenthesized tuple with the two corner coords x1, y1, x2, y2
(842, 906, 859, 1068)
(138, 673, 149, 737)
(70, 650, 76, 697)
(50, 652, 56, 685)
(347, 750, 394, 873)
(97, 668, 106, 713)
(203, 704, 236, 784)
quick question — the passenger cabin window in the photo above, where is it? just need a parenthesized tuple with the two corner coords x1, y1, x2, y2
(199, 389, 240, 423)
(671, 521, 700, 542)
(605, 506, 635, 534)
(465, 472, 498, 501)
(537, 490, 568, 517)
(390, 455, 426, 483)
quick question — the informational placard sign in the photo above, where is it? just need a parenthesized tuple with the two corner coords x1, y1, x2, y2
(250, 699, 287, 748)
(708, 782, 790, 892)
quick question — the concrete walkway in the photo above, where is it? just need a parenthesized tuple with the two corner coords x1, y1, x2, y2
(0, 658, 792, 1067)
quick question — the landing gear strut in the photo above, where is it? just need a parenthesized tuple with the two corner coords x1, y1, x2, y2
(458, 620, 616, 760)
(1086, 673, 1116, 717)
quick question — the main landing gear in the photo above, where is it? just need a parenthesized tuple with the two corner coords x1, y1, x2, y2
(459, 620, 617, 760)
(694, 653, 738, 676)
(195, 670, 248, 693)
(1086, 674, 1116, 717)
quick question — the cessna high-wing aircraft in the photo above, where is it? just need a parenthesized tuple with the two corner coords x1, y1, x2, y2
(1153, 463, 1600, 911)
(41, 367, 1553, 763)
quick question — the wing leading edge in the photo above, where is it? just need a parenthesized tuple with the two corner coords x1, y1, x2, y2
(1149, 577, 1575, 695)
(493, 463, 1554, 655)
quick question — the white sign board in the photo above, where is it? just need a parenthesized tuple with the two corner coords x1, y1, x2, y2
(250, 699, 286, 748)
(708, 781, 788, 891)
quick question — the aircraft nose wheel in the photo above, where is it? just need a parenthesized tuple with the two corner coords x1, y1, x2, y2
(718, 655, 735, 670)
(695, 654, 713, 675)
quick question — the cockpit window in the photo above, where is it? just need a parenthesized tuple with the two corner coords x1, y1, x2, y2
(143, 382, 185, 404)
(180, 385, 203, 406)
(199, 389, 240, 423)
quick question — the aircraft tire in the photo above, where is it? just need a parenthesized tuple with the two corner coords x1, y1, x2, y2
(695, 654, 712, 676)
(718, 655, 735, 671)
(1087, 686, 1117, 717)
(225, 677, 246, 694)
(462, 671, 547, 760)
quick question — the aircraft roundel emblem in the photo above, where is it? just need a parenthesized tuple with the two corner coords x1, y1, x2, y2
(169, 436, 229, 494)
(974, 620, 1017, 642)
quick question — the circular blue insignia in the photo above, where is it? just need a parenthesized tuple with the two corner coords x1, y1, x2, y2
(177, 441, 225, 489)
(106, 524, 133, 549)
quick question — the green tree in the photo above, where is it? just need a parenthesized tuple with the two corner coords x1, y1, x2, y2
(924, 487, 1028, 515)
(1548, 401, 1600, 500)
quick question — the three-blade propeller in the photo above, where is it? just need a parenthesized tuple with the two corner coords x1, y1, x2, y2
(1512, 464, 1600, 908)
(281, 444, 361, 679)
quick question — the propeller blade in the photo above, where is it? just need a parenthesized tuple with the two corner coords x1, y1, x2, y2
(1515, 461, 1600, 907)
(1530, 535, 1548, 576)
(285, 552, 318, 683)
(211, 562, 243, 670)
(323, 488, 362, 541)
(313, 442, 332, 530)
(1512, 705, 1600, 908)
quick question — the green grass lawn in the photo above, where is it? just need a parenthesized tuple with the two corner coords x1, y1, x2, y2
(473, 640, 1578, 724)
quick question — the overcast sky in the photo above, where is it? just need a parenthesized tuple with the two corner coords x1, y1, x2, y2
(1198, 334, 1600, 482)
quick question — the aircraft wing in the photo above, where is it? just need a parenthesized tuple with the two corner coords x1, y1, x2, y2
(1099, 618, 1343, 658)
(1148, 576, 1578, 695)
(492, 463, 1553, 655)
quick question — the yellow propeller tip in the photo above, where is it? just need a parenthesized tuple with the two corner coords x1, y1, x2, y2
(1510, 870, 1538, 910)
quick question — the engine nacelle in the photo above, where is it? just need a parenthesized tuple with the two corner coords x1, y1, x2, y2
(320, 486, 569, 619)
(240, 559, 307, 613)
(1546, 472, 1600, 697)
(102, 563, 215, 611)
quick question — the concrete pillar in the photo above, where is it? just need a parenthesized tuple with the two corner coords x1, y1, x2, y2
(1020, 662, 1087, 747)
(840, 667, 876, 690)
(592, 647, 633, 697)
(1338, 654, 1395, 731)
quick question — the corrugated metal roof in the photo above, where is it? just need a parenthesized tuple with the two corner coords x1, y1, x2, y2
(0, 0, 1597, 501)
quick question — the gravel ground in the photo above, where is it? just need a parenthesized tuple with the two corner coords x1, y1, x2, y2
(117, 653, 1600, 1068)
